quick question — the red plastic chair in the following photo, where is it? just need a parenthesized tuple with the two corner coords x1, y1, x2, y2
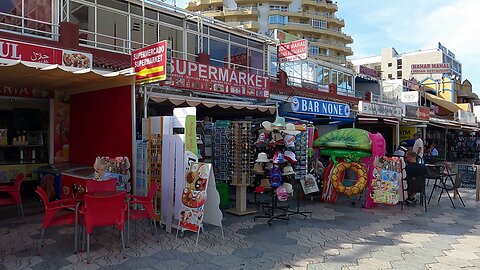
(35, 186, 76, 250)
(127, 181, 159, 242)
(83, 192, 127, 261)
(85, 179, 116, 192)
(0, 173, 25, 218)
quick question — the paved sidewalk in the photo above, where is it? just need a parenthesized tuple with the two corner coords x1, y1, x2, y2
(1, 186, 479, 270)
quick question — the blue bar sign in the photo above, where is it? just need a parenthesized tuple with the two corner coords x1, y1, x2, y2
(290, 96, 351, 118)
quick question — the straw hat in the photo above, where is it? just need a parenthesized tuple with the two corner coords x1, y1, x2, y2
(252, 163, 265, 175)
(282, 165, 296, 176)
(265, 162, 273, 171)
(283, 123, 300, 135)
(282, 183, 293, 194)
(255, 152, 270, 163)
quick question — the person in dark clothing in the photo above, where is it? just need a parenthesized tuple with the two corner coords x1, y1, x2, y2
(404, 150, 427, 205)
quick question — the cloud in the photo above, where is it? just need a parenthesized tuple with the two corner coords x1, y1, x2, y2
(339, 0, 480, 92)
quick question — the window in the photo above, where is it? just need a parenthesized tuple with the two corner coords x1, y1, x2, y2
(158, 23, 183, 58)
(249, 50, 264, 74)
(388, 74, 393, 79)
(70, 1, 95, 42)
(270, 5, 288, 11)
(269, 15, 288, 25)
(1, 0, 53, 36)
(311, 19, 327, 29)
(97, 8, 128, 51)
(230, 44, 248, 70)
(397, 59, 402, 69)
(209, 38, 228, 67)
(388, 62, 392, 67)
(397, 71, 402, 79)
(310, 45, 319, 56)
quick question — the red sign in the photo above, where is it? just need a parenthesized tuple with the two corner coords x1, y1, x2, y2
(132, 40, 171, 84)
(411, 63, 451, 74)
(162, 58, 270, 98)
(418, 106, 430, 120)
(0, 38, 92, 68)
(278, 39, 308, 62)
(359, 65, 380, 79)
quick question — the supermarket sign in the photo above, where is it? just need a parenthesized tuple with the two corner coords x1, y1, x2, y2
(278, 39, 308, 62)
(162, 58, 270, 98)
(132, 40, 171, 84)
(0, 38, 92, 68)
(411, 63, 451, 74)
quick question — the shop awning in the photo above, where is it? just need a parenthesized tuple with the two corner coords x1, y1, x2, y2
(149, 93, 276, 114)
(429, 117, 461, 129)
(0, 60, 135, 93)
(425, 93, 462, 113)
(358, 116, 399, 125)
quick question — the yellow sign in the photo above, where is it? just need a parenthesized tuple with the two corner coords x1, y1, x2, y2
(137, 66, 164, 77)
(400, 127, 416, 142)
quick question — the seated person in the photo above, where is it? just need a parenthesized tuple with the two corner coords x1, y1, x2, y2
(404, 150, 427, 205)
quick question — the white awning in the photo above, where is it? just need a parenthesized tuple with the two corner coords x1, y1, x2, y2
(149, 93, 276, 114)
(0, 60, 135, 94)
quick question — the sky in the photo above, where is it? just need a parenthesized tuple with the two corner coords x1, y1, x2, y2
(336, 0, 480, 93)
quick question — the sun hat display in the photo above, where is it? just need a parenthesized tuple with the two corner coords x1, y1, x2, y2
(283, 123, 301, 135)
(282, 182, 294, 194)
(284, 151, 298, 164)
(276, 186, 289, 201)
(271, 116, 286, 129)
(284, 134, 296, 148)
(273, 150, 285, 164)
(270, 166, 282, 187)
(282, 165, 296, 176)
(255, 152, 270, 163)
(269, 132, 284, 145)
(253, 163, 265, 175)
(265, 162, 273, 171)
(260, 178, 271, 188)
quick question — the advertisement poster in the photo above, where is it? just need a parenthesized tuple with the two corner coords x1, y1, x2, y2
(178, 162, 211, 233)
(371, 157, 404, 205)
(162, 58, 270, 99)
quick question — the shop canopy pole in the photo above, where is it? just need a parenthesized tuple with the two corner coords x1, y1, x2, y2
(445, 128, 448, 161)
(144, 86, 148, 118)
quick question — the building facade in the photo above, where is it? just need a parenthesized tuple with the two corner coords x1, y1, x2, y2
(185, 0, 353, 65)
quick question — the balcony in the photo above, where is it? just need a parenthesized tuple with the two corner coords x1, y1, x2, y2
(226, 21, 259, 30)
(309, 40, 353, 54)
(302, 0, 338, 11)
(187, 0, 223, 9)
(272, 22, 352, 42)
(223, 7, 259, 16)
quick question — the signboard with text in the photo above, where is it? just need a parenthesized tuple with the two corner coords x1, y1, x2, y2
(405, 105, 430, 121)
(359, 65, 380, 79)
(289, 96, 351, 118)
(132, 40, 171, 84)
(278, 39, 308, 62)
(401, 91, 419, 103)
(358, 101, 402, 118)
(411, 63, 451, 74)
(0, 84, 51, 99)
(0, 38, 92, 68)
(162, 58, 270, 98)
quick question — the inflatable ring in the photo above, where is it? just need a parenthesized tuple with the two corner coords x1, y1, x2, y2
(330, 162, 367, 197)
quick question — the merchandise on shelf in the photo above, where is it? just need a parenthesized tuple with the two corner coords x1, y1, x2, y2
(231, 121, 254, 186)
(213, 120, 232, 182)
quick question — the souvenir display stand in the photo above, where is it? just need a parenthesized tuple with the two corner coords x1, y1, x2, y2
(226, 121, 257, 216)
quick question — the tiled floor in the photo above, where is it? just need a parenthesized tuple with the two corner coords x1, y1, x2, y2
(1, 186, 480, 270)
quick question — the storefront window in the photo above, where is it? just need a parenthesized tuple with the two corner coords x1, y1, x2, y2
(97, 8, 128, 51)
(0, 0, 22, 32)
(230, 34, 247, 46)
(230, 44, 247, 70)
(187, 32, 198, 61)
(144, 20, 158, 45)
(131, 17, 143, 50)
(322, 68, 330, 85)
(70, 1, 95, 44)
(249, 50, 264, 74)
(316, 66, 324, 83)
(24, 0, 52, 34)
(332, 70, 338, 86)
(158, 23, 183, 58)
(210, 38, 228, 67)
(98, 0, 128, 12)
(269, 48, 278, 77)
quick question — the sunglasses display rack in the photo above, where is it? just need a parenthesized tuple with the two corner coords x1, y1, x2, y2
(213, 120, 232, 183)
(294, 131, 308, 182)
(135, 141, 149, 196)
(226, 121, 258, 216)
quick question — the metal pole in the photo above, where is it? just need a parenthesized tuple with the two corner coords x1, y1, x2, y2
(143, 86, 148, 118)
(445, 128, 448, 161)
(396, 122, 400, 153)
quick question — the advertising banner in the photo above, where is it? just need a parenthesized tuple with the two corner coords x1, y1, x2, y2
(358, 65, 380, 79)
(0, 38, 92, 68)
(411, 63, 451, 74)
(178, 162, 211, 233)
(289, 96, 351, 118)
(132, 40, 171, 84)
(278, 39, 308, 62)
(162, 58, 270, 98)
(405, 105, 430, 120)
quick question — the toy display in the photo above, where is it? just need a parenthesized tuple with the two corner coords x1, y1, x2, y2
(314, 128, 386, 203)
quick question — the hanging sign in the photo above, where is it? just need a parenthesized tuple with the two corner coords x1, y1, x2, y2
(0, 38, 92, 68)
(358, 101, 402, 118)
(178, 162, 211, 233)
(401, 91, 419, 103)
(132, 40, 171, 84)
(290, 96, 351, 118)
(162, 58, 270, 98)
(278, 39, 308, 62)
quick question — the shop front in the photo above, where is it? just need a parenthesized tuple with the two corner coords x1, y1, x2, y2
(356, 101, 403, 155)
(401, 105, 430, 153)
(0, 36, 135, 198)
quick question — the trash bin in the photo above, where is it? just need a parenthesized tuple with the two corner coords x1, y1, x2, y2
(216, 182, 229, 208)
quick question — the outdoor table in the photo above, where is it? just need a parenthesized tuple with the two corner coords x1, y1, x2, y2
(73, 191, 128, 253)
(426, 163, 457, 207)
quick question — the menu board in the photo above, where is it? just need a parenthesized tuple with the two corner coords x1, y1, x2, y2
(458, 164, 477, 189)
(371, 157, 404, 205)
(178, 162, 210, 233)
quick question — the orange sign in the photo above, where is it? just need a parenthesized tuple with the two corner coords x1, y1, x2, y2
(132, 40, 171, 84)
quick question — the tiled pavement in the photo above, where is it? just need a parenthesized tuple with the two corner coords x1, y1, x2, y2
(1, 186, 480, 270)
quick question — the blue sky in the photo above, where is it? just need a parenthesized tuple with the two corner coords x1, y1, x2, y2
(336, 0, 480, 93)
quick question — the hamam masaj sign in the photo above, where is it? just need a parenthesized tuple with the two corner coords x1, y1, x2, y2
(411, 63, 451, 74)
(161, 58, 270, 98)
